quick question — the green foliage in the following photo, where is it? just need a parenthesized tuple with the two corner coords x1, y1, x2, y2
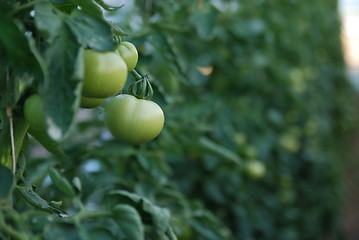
(0, 0, 356, 239)
(112, 0, 356, 239)
(0, 164, 14, 199)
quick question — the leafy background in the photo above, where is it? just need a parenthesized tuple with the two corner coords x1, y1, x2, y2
(1, 0, 358, 239)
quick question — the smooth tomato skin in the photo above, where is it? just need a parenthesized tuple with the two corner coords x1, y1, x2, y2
(82, 49, 128, 98)
(80, 96, 106, 109)
(104, 94, 164, 144)
(24, 94, 46, 131)
(117, 41, 138, 72)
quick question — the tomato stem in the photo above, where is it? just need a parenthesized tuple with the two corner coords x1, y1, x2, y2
(7, 105, 16, 174)
(130, 69, 143, 81)
(129, 69, 154, 100)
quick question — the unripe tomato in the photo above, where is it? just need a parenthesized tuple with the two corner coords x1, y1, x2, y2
(80, 96, 106, 109)
(104, 94, 164, 144)
(244, 160, 266, 179)
(23, 94, 45, 131)
(82, 49, 128, 98)
(117, 41, 138, 72)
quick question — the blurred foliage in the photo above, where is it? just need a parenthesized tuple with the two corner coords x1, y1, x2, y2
(104, 0, 356, 239)
(1, 0, 357, 239)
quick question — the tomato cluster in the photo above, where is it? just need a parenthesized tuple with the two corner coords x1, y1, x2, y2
(80, 41, 138, 108)
(24, 41, 164, 145)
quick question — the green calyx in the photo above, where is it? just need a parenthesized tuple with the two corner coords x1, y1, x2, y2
(129, 69, 154, 100)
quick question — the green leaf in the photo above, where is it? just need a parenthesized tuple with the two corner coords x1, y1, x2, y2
(112, 204, 144, 240)
(48, 167, 76, 198)
(43, 20, 83, 140)
(35, 2, 83, 140)
(76, 0, 103, 17)
(16, 177, 66, 215)
(106, 190, 172, 238)
(34, 2, 62, 40)
(0, 163, 14, 199)
(28, 127, 67, 157)
(0, 16, 42, 74)
(68, 10, 117, 51)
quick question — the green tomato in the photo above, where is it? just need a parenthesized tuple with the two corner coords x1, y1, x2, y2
(80, 96, 106, 109)
(244, 160, 266, 179)
(82, 49, 128, 98)
(104, 94, 164, 144)
(117, 41, 138, 72)
(23, 94, 45, 131)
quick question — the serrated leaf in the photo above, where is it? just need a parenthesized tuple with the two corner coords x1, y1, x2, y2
(28, 127, 67, 157)
(43, 20, 83, 140)
(16, 177, 66, 215)
(113, 204, 144, 240)
(0, 164, 14, 199)
(68, 10, 117, 51)
(106, 190, 172, 237)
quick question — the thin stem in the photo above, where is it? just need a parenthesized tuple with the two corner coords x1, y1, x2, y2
(7, 105, 16, 174)
(130, 69, 143, 81)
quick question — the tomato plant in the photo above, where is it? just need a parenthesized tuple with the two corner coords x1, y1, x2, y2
(0, 1, 185, 239)
(82, 49, 128, 98)
(0, 0, 356, 240)
(104, 94, 164, 144)
(118, 41, 138, 72)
